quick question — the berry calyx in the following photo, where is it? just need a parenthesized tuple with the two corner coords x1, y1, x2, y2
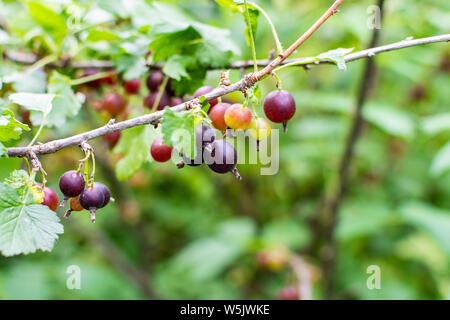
(104, 93, 127, 116)
(59, 170, 86, 206)
(206, 140, 241, 179)
(124, 79, 141, 94)
(41, 186, 59, 211)
(209, 102, 231, 131)
(249, 117, 271, 151)
(146, 71, 164, 92)
(80, 186, 105, 223)
(193, 86, 218, 107)
(150, 137, 173, 162)
(144, 91, 171, 110)
(263, 90, 296, 132)
(224, 104, 252, 130)
(103, 131, 121, 149)
(64, 196, 83, 218)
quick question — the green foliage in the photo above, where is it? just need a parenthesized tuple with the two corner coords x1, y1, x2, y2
(0, 107, 30, 142)
(161, 108, 197, 159)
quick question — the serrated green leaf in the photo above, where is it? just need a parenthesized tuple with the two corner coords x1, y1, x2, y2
(0, 181, 63, 257)
(161, 108, 196, 159)
(315, 48, 354, 70)
(9, 93, 55, 116)
(163, 55, 192, 81)
(31, 71, 84, 128)
(0, 108, 30, 142)
(114, 126, 157, 180)
(6, 69, 48, 93)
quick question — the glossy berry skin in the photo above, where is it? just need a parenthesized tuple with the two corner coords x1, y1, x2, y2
(193, 86, 217, 107)
(146, 71, 164, 92)
(249, 118, 271, 141)
(171, 97, 183, 106)
(104, 93, 127, 116)
(124, 79, 141, 94)
(103, 131, 121, 149)
(224, 104, 252, 130)
(41, 187, 59, 211)
(195, 124, 216, 147)
(144, 91, 171, 110)
(209, 103, 230, 131)
(59, 170, 85, 198)
(70, 196, 83, 212)
(151, 137, 173, 162)
(263, 90, 296, 124)
(80, 186, 105, 222)
(206, 140, 237, 174)
(93, 182, 111, 208)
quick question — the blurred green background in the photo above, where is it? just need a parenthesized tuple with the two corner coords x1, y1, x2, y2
(0, 0, 449, 299)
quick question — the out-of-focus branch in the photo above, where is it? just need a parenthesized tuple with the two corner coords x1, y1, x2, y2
(319, 0, 385, 299)
(289, 255, 313, 300)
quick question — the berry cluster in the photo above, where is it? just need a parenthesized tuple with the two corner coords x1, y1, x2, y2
(58, 170, 112, 223)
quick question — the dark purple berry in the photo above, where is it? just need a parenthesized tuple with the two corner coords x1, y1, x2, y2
(151, 137, 173, 162)
(195, 124, 216, 147)
(263, 90, 296, 132)
(80, 186, 105, 223)
(59, 170, 85, 206)
(206, 140, 241, 179)
(144, 91, 171, 110)
(93, 182, 111, 208)
(146, 71, 164, 92)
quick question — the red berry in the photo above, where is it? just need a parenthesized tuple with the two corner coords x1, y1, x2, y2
(171, 97, 183, 106)
(146, 71, 164, 92)
(193, 86, 217, 107)
(104, 93, 127, 116)
(144, 91, 171, 110)
(103, 131, 121, 149)
(124, 79, 141, 94)
(150, 137, 173, 162)
(209, 102, 231, 131)
(102, 73, 117, 85)
(263, 90, 296, 132)
(224, 103, 252, 130)
(41, 186, 59, 211)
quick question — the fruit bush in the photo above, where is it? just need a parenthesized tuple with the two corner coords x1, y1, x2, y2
(0, 0, 449, 299)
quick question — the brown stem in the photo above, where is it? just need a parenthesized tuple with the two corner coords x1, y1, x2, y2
(320, 0, 385, 300)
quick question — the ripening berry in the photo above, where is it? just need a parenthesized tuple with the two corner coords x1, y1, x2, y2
(193, 86, 218, 107)
(124, 79, 141, 94)
(224, 104, 252, 130)
(64, 196, 83, 218)
(102, 73, 117, 85)
(144, 91, 171, 110)
(263, 90, 296, 132)
(146, 71, 164, 92)
(150, 137, 173, 162)
(91, 99, 105, 111)
(209, 102, 231, 131)
(104, 93, 127, 116)
(103, 131, 121, 149)
(41, 186, 59, 211)
(249, 118, 271, 150)
(80, 186, 105, 223)
(59, 170, 86, 206)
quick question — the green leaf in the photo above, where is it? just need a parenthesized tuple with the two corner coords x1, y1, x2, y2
(399, 202, 450, 254)
(242, 6, 259, 48)
(364, 103, 415, 139)
(86, 28, 120, 42)
(9, 93, 55, 117)
(0, 142, 6, 157)
(27, 1, 67, 42)
(430, 140, 450, 176)
(114, 126, 157, 180)
(4, 69, 48, 93)
(214, 0, 238, 8)
(0, 178, 63, 257)
(163, 55, 192, 81)
(30, 71, 84, 128)
(0, 108, 30, 142)
(161, 108, 196, 159)
(261, 220, 310, 250)
(421, 113, 450, 136)
(315, 48, 354, 70)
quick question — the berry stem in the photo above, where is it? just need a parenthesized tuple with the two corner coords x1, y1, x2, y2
(22, 157, 31, 175)
(244, 0, 258, 74)
(250, 2, 283, 54)
(90, 151, 96, 187)
(27, 120, 45, 147)
(151, 76, 169, 113)
(271, 71, 283, 90)
(70, 70, 116, 86)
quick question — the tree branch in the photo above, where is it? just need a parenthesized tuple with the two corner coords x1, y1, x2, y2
(6, 0, 346, 158)
(320, 0, 385, 299)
